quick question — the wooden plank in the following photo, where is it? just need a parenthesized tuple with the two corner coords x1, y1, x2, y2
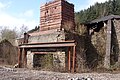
(24, 49, 27, 68)
(18, 48, 21, 68)
(20, 43, 75, 48)
(20, 40, 75, 45)
(33, 52, 52, 54)
(68, 47, 71, 72)
(22, 48, 26, 68)
(72, 45, 76, 72)
(104, 20, 111, 69)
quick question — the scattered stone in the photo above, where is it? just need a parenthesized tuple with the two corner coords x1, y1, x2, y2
(14, 63, 19, 68)
(0, 67, 120, 80)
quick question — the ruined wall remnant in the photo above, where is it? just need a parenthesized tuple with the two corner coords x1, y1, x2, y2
(86, 22, 107, 69)
(112, 19, 120, 66)
(26, 51, 66, 70)
(53, 52, 65, 68)
(86, 15, 120, 69)
(26, 30, 70, 70)
(18, 0, 76, 72)
(0, 39, 17, 65)
(28, 31, 65, 43)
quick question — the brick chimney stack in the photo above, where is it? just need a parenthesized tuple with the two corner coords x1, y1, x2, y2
(40, 0, 75, 31)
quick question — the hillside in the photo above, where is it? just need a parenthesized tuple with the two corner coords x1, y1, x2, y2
(75, 0, 120, 24)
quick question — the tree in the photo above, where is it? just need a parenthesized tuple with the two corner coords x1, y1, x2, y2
(18, 25, 28, 37)
(0, 27, 17, 40)
(75, 0, 120, 24)
(0, 27, 17, 45)
(27, 26, 40, 33)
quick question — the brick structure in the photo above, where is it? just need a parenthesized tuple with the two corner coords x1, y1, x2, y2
(40, 0, 75, 31)
(18, 0, 76, 72)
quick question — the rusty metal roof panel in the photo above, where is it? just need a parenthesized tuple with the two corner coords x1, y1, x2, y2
(19, 40, 75, 48)
(90, 15, 120, 24)
(19, 43, 75, 48)
(19, 40, 75, 45)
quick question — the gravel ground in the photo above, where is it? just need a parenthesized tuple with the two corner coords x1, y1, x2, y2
(0, 66, 120, 80)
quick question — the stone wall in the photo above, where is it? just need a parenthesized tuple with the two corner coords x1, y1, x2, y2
(26, 51, 66, 70)
(86, 19, 120, 68)
(33, 53, 53, 69)
(91, 25, 106, 57)
(53, 52, 65, 68)
(28, 31, 65, 43)
(26, 31, 67, 70)
(112, 19, 120, 65)
(27, 51, 34, 69)
(87, 22, 107, 68)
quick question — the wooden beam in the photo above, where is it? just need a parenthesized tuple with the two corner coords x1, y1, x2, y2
(18, 48, 22, 68)
(20, 40, 75, 45)
(104, 20, 112, 69)
(20, 43, 75, 48)
(68, 47, 71, 72)
(72, 45, 76, 72)
(22, 48, 27, 68)
(24, 49, 27, 68)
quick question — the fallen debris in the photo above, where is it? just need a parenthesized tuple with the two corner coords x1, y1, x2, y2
(0, 66, 120, 80)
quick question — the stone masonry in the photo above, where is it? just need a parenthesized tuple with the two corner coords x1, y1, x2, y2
(28, 30, 65, 43)
(27, 30, 68, 69)
(26, 0, 75, 70)
(27, 51, 34, 69)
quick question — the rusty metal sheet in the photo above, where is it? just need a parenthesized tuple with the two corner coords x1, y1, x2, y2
(19, 43, 75, 48)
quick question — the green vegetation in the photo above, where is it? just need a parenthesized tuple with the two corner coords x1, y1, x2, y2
(27, 26, 39, 33)
(75, 0, 120, 24)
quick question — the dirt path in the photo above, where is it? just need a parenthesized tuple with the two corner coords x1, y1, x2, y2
(0, 66, 120, 80)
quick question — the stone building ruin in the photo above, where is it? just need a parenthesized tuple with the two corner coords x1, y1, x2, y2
(86, 15, 120, 69)
(18, 0, 76, 72)
(17, 0, 120, 72)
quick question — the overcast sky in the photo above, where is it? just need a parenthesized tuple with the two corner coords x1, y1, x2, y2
(0, 0, 109, 30)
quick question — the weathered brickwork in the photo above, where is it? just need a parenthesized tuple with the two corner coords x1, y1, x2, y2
(25, 0, 75, 70)
(40, 0, 74, 31)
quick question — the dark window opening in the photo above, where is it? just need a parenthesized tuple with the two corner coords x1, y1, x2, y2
(54, 6, 57, 9)
(33, 54, 53, 69)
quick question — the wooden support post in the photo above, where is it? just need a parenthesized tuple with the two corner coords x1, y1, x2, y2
(23, 48, 27, 68)
(18, 48, 22, 68)
(72, 45, 76, 72)
(24, 49, 27, 68)
(104, 20, 111, 69)
(68, 47, 71, 72)
(22, 48, 24, 67)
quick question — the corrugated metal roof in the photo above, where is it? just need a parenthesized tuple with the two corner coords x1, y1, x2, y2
(89, 15, 120, 24)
